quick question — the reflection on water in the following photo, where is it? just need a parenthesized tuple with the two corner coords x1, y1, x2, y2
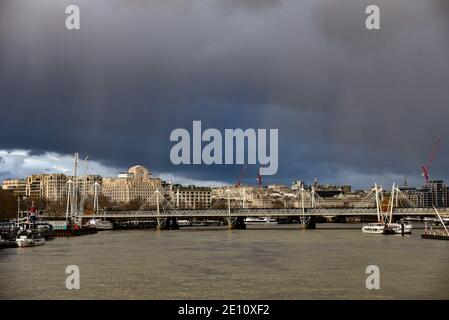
(0, 224, 448, 299)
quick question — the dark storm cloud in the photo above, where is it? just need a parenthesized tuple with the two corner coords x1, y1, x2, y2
(0, 0, 448, 187)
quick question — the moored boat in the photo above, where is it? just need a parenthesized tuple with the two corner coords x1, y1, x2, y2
(245, 217, 277, 225)
(16, 232, 46, 247)
(86, 218, 113, 230)
(421, 232, 449, 240)
(384, 222, 413, 235)
(178, 219, 192, 226)
(422, 206, 449, 240)
(362, 223, 385, 234)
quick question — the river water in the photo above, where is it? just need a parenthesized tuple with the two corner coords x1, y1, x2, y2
(1, 224, 448, 299)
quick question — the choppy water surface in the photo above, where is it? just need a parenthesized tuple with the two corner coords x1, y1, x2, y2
(1, 224, 448, 299)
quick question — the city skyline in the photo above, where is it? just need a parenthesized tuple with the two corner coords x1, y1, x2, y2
(1, 150, 446, 191)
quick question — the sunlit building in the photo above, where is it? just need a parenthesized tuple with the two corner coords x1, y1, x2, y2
(102, 165, 162, 207)
(1, 179, 27, 197)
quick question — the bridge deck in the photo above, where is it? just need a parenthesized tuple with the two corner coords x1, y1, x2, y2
(40, 207, 449, 219)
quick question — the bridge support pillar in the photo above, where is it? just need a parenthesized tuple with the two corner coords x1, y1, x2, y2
(168, 217, 179, 230)
(156, 218, 168, 230)
(157, 217, 179, 230)
(227, 217, 246, 230)
(300, 216, 316, 229)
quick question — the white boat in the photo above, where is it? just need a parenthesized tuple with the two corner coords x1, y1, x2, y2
(178, 219, 192, 226)
(245, 217, 277, 225)
(87, 218, 113, 230)
(399, 221, 413, 234)
(16, 234, 46, 247)
(384, 222, 413, 234)
(362, 223, 385, 234)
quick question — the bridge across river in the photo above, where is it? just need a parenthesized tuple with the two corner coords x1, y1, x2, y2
(60, 207, 448, 219)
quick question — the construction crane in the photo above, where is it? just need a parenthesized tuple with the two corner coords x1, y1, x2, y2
(257, 164, 268, 187)
(235, 165, 247, 187)
(236, 165, 267, 187)
(421, 136, 442, 184)
(257, 173, 263, 187)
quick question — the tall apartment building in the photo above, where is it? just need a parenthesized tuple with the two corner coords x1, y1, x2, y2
(46, 174, 102, 202)
(400, 180, 448, 208)
(22, 173, 102, 202)
(40, 174, 68, 201)
(427, 180, 448, 207)
(175, 185, 212, 209)
(102, 165, 162, 207)
(400, 187, 428, 207)
(76, 175, 103, 199)
(26, 174, 44, 199)
(1, 179, 27, 197)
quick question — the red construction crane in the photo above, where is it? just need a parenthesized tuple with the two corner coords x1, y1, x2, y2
(257, 172, 262, 187)
(236, 165, 247, 187)
(421, 136, 442, 184)
(257, 164, 268, 187)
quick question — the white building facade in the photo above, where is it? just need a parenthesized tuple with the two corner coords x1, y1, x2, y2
(102, 165, 162, 207)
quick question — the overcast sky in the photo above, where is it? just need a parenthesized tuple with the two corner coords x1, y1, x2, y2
(0, 0, 448, 189)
